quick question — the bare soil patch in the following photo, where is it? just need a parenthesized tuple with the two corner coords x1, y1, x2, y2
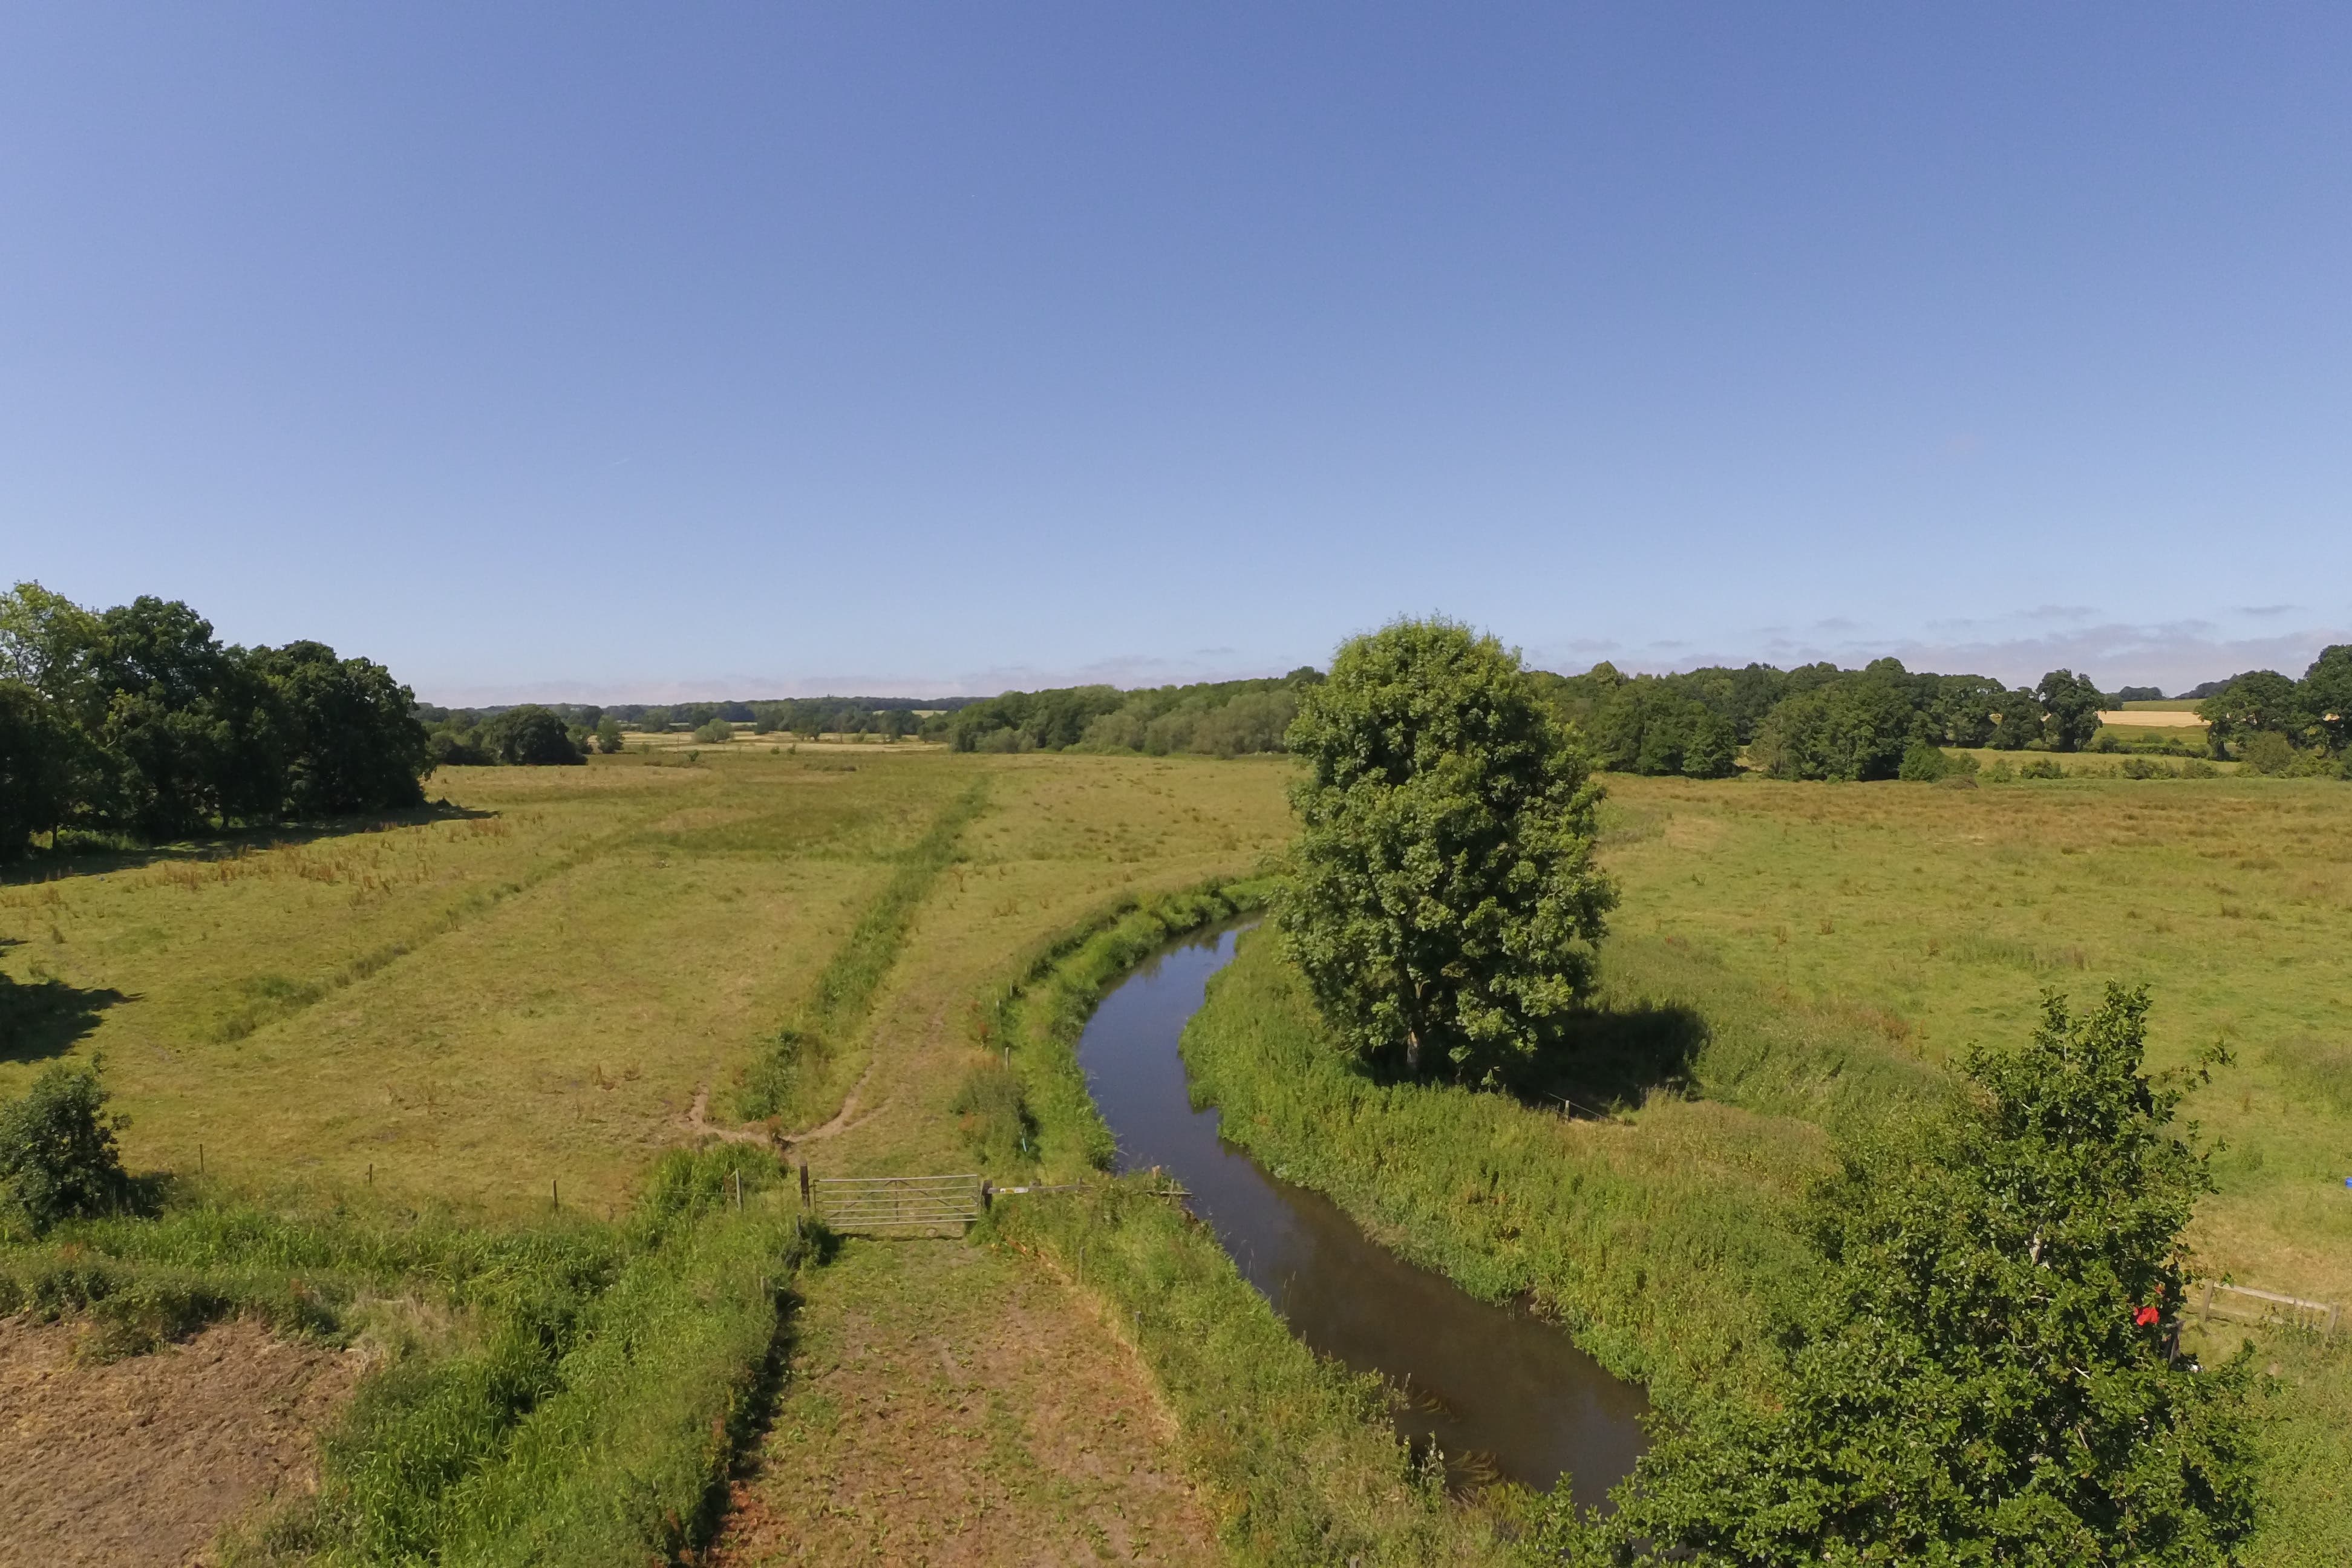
(0, 1316, 363, 1568)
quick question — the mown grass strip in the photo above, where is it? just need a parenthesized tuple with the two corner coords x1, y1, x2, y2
(735, 780, 990, 1125)
(983, 883, 1518, 1566)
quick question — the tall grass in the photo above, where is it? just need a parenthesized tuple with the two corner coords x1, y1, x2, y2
(735, 780, 990, 1123)
(985, 883, 1516, 1566)
(2, 1145, 806, 1566)
(1178, 930, 1829, 1413)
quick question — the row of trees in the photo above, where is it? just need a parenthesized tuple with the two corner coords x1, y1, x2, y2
(422, 706, 607, 768)
(2194, 647, 2351, 772)
(941, 670, 1324, 756)
(1, 584, 428, 858)
(1537, 659, 2115, 782)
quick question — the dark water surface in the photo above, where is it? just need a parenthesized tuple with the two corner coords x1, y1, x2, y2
(1076, 926, 1648, 1505)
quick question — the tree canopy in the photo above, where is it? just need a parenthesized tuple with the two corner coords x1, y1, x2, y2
(1553, 984, 2255, 1567)
(2192, 650, 2351, 770)
(0, 583, 428, 857)
(1276, 618, 1615, 1083)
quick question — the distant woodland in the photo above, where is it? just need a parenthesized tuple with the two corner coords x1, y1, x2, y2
(10, 579, 2345, 863)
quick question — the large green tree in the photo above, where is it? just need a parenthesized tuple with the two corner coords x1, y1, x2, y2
(1554, 984, 2254, 1567)
(249, 641, 428, 817)
(2295, 644, 2351, 751)
(2195, 670, 2302, 759)
(1749, 672, 1916, 782)
(0, 681, 91, 859)
(1276, 618, 1616, 1083)
(2036, 668, 2108, 752)
(486, 705, 584, 765)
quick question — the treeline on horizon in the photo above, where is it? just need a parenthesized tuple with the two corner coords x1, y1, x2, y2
(918, 648, 2352, 782)
(0, 583, 429, 860)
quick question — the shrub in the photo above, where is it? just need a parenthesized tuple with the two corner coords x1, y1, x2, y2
(1563, 986, 2256, 1565)
(691, 717, 734, 745)
(0, 1059, 132, 1232)
(2017, 757, 2063, 780)
(1895, 740, 1948, 782)
(2237, 730, 2298, 776)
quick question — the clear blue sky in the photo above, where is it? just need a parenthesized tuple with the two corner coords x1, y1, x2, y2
(4, 5, 2347, 702)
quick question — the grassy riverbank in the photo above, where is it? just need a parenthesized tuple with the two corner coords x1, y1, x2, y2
(1180, 927, 1831, 1416)
(985, 886, 1522, 1565)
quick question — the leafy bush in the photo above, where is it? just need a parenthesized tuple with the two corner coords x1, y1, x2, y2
(2238, 729, 2298, 776)
(1558, 987, 2256, 1566)
(691, 717, 734, 745)
(0, 1059, 132, 1233)
(2017, 756, 2063, 780)
(1895, 740, 1948, 782)
(485, 705, 585, 766)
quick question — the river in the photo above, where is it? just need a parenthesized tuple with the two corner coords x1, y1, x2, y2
(1074, 924, 1648, 1505)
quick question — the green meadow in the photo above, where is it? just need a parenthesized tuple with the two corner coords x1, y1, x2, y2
(3, 748, 2347, 1561)
(1178, 770, 2352, 1564)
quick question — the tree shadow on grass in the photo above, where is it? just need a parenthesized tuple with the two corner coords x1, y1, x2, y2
(1515, 1001, 1711, 1119)
(0, 953, 130, 1065)
(1, 800, 499, 888)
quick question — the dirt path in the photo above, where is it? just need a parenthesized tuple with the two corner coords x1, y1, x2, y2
(682, 1065, 889, 1149)
(705, 1239, 1219, 1567)
(0, 1317, 362, 1568)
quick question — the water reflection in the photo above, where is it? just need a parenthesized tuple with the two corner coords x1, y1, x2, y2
(1075, 926, 1648, 1504)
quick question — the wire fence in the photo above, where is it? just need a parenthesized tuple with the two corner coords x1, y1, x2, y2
(2194, 1279, 2341, 1338)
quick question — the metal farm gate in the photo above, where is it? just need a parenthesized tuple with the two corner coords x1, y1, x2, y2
(809, 1173, 985, 1235)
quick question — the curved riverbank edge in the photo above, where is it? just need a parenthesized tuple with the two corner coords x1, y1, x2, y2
(1177, 928, 1820, 1418)
(978, 880, 1525, 1563)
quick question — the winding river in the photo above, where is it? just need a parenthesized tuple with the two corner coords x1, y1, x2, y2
(1075, 924, 1648, 1506)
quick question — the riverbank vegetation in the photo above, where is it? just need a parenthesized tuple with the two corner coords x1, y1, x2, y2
(1558, 986, 2256, 1564)
(983, 883, 1521, 1564)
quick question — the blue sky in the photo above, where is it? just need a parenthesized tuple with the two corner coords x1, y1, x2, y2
(4, 5, 2347, 702)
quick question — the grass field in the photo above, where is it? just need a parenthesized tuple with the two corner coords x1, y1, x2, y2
(0, 748, 1298, 1563)
(1176, 769, 2352, 1564)
(4, 748, 2348, 1561)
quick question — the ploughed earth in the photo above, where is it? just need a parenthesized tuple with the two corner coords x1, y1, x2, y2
(0, 1316, 364, 1568)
